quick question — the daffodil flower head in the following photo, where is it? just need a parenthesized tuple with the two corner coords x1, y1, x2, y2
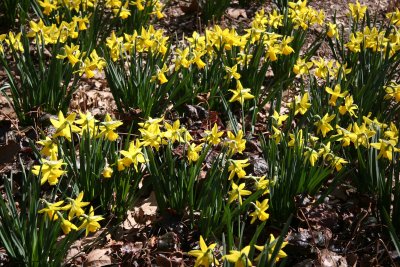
(102, 163, 113, 178)
(348, 0, 367, 21)
(78, 206, 104, 236)
(272, 110, 288, 127)
(303, 147, 319, 166)
(188, 236, 219, 267)
(228, 181, 252, 205)
(67, 192, 90, 220)
(223, 246, 252, 267)
(36, 136, 58, 157)
(97, 114, 123, 141)
(38, 199, 71, 221)
(249, 199, 270, 224)
(291, 92, 311, 115)
(120, 139, 146, 171)
(229, 80, 255, 106)
(32, 152, 67, 186)
(187, 143, 204, 163)
(60, 216, 78, 235)
(314, 113, 336, 137)
(203, 124, 224, 145)
(228, 159, 250, 180)
(75, 111, 98, 136)
(254, 234, 288, 262)
(226, 130, 246, 155)
(50, 111, 81, 141)
(325, 84, 348, 106)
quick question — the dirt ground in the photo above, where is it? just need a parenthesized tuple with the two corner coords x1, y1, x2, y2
(1, 0, 400, 266)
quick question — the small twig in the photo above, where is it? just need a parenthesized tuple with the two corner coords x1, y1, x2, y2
(299, 207, 318, 248)
(0, 110, 19, 134)
(378, 238, 397, 266)
(345, 207, 369, 252)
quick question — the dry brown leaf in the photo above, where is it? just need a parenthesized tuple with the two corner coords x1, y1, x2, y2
(64, 240, 82, 264)
(227, 8, 247, 19)
(123, 211, 139, 230)
(134, 192, 158, 225)
(120, 242, 143, 256)
(84, 248, 112, 267)
(319, 249, 347, 267)
(155, 252, 184, 267)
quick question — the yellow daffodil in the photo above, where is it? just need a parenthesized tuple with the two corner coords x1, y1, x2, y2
(32, 152, 67, 186)
(339, 95, 358, 117)
(249, 199, 269, 224)
(318, 142, 331, 160)
(140, 122, 164, 150)
(386, 8, 400, 26)
(72, 16, 89, 31)
(188, 236, 219, 267)
(384, 82, 400, 103)
(370, 139, 400, 161)
(78, 49, 106, 78)
(106, 31, 123, 61)
(314, 113, 336, 137)
(312, 58, 336, 79)
(164, 120, 191, 143)
(329, 155, 348, 171)
(325, 84, 348, 106)
(203, 124, 224, 145)
(225, 64, 241, 80)
(226, 130, 246, 154)
(293, 58, 313, 76)
(253, 175, 270, 194)
(255, 234, 287, 262)
(351, 122, 376, 148)
(98, 114, 123, 141)
(78, 206, 104, 236)
(345, 33, 363, 53)
(271, 126, 282, 144)
(384, 122, 399, 143)
(288, 129, 304, 147)
(228, 182, 252, 205)
(56, 44, 83, 67)
(37, 136, 58, 157)
(187, 143, 203, 163)
(272, 110, 288, 127)
(120, 139, 146, 171)
(223, 246, 252, 267)
(292, 92, 311, 115)
(75, 111, 98, 136)
(304, 147, 319, 166)
(60, 216, 78, 235)
(102, 164, 113, 178)
(192, 50, 206, 69)
(131, 0, 144, 11)
(151, 64, 169, 84)
(281, 36, 294, 55)
(50, 111, 81, 141)
(173, 48, 191, 70)
(229, 80, 255, 106)
(38, 0, 58, 15)
(327, 22, 339, 39)
(268, 10, 283, 28)
(66, 192, 90, 220)
(228, 159, 250, 180)
(348, 0, 367, 21)
(150, 2, 165, 19)
(38, 200, 71, 221)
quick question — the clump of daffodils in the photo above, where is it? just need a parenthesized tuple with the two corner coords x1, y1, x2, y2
(188, 234, 288, 267)
(39, 192, 103, 236)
